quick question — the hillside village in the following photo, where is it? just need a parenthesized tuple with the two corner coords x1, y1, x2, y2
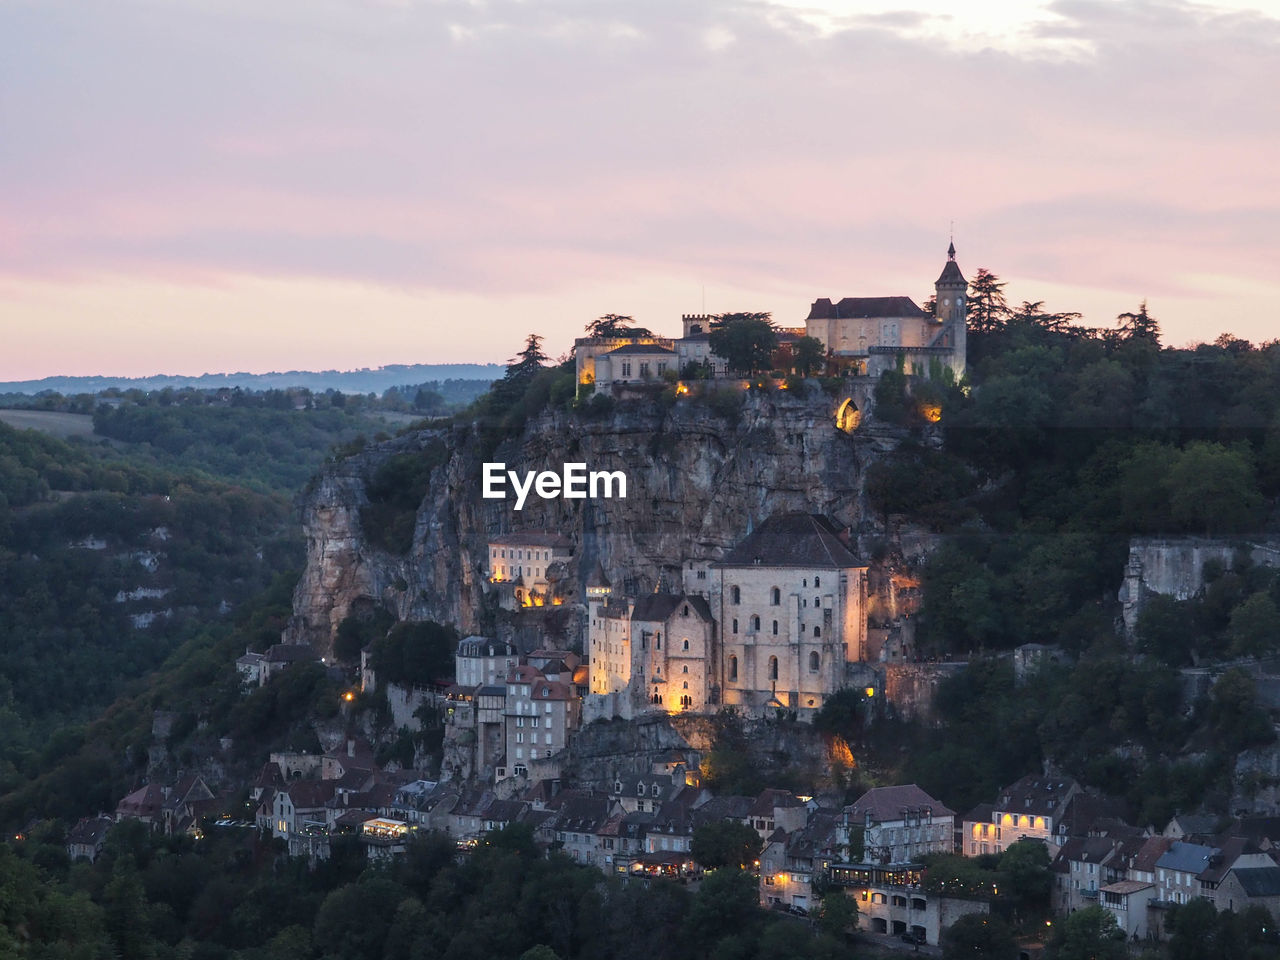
(49, 247, 1280, 958)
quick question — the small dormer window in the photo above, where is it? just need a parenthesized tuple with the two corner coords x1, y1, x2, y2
(638, 784, 646, 797)
(683, 605, 689, 616)
(615, 781, 622, 794)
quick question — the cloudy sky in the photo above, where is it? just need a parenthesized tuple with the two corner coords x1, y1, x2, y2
(2, 0, 1278, 379)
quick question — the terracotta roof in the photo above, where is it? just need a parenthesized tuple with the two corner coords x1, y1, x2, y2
(531, 680, 575, 702)
(847, 784, 955, 823)
(718, 513, 864, 569)
(1131, 836, 1174, 873)
(806, 296, 924, 321)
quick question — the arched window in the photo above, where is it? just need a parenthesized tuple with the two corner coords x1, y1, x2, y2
(813, 626, 821, 638)
(731, 585, 741, 604)
(770, 587, 781, 606)
(682, 639, 689, 651)
(814, 596, 820, 607)
(682, 665, 689, 674)
(772, 620, 778, 635)
(732, 618, 739, 634)
(809, 651, 820, 672)
(729, 656, 738, 681)
(682, 681, 689, 690)
(768, 656, 778, 680)
(682, 605, 689, 616)
(656, 633, 662, 650)
(750, 615, 760, 632)
(814, 577, 820, 588)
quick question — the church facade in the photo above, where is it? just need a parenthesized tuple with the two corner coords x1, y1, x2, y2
(585, 513, 870, 722)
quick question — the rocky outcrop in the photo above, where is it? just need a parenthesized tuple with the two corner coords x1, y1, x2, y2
(1120, 537, 1280, 635)
(287, 385, 920, 660)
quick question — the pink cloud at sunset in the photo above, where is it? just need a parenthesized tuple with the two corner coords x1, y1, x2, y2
(1, 0, 1277, 379)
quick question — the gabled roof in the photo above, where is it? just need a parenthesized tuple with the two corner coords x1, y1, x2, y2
(995, 774, 1078, 818)
(1131, 836, 1174, 873)
(694, 795, 755, 822)
(1233, 866, 1280, 897)
(1156, 840, 1216, 876)
(847, 784, 955, 823)
(750, 789, 804, 817)
(282, 780, 338, 809)
(807, 296, 925, 321)
(718, 513, 864, 569)
(67, 816, 113, 847)
(631, 593, 714, 624)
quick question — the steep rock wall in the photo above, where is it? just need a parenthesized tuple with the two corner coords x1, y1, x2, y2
(287, 388, 915, 660)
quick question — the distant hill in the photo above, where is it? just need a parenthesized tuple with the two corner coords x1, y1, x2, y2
(0, 363, 501, 396)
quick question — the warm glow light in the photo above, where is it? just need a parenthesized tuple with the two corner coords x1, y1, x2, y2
(920, 403, 942, 422)
(864, 686, 875, 697)
(343, 692, 355, 702)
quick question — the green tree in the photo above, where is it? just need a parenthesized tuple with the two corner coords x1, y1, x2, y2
(586, 314, 648, 339)
(1228, 592, 1280, 658)
(816, 890, 859, 941)
(691, 821, 763, 870)
(1166, 897, 1219, 960)
(683, 868, 762, 953)
(1048, 905, 1127, 960)
(966, 268, 1011, 335)
(941, 912, 1018, 960)
(708, 313, 778, 375)
(998, 839, 1051, 917)
(1117, 300, 1161, 344)
(791, 336, 827, 376)
(1167, 442, 1264, 535)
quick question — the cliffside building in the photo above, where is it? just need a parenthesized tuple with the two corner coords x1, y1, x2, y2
(486, 532, 573, 608)
(805, 243, 967, 381)
(586, 512, 869, 722)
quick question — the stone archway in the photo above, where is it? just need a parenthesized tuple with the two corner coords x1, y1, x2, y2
(836, 397, 862, 433)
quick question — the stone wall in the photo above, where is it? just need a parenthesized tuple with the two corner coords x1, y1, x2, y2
(884, 662, 968, 722)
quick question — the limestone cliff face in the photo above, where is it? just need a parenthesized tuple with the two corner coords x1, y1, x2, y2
(287, 385, 907, 660)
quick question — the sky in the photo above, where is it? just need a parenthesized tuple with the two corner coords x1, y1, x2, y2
(2, 0, 1279, 380)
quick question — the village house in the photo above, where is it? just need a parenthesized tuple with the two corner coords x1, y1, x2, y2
(845, 784, 955, 865)
(260, 643, 320, 685)
(273, 780, 338, 858)
(66, 816, 114, 862)
(485, 533, 573, 609)
(501, 665, 582, 780)
(971, 773, 1080, 856)
(455, 636, 517, 688)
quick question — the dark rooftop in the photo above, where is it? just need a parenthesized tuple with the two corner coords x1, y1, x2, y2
(718, 513, 864, 569)
(806, 296, 924, 321)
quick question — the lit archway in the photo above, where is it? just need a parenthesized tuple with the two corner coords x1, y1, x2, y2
(836, 398, 861, 433)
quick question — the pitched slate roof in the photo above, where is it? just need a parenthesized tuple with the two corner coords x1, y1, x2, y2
(1233, 866, 1280, 897)
(848, 784, 955, 823)
(807, 296, 925, 320)
(718, 513, 864, 569)
(631, 593, 714, 623)
(1131, 836, 1174, 874)
(995, 774, 1078, 818)
(936, 259, 966, 286)
(1156, 841, 1216, 876)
